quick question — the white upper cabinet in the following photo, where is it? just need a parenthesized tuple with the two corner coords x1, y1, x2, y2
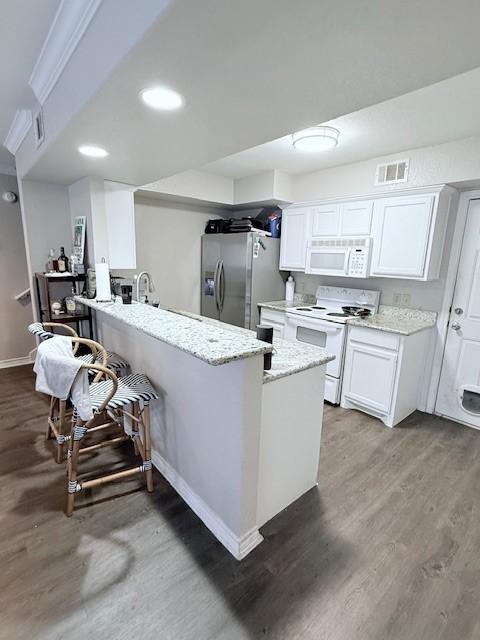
(280, 187, 453, 279)
(309, 200, 372, 238)
(280, 207, 310, 271)
(104, 181, 137, 270)
(311, 204, 341, 237)
(370, 192, 449, 280)
(340, 200, 373, 236)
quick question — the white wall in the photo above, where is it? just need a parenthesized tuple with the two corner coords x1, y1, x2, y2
(143, 168, 294, 206)
(293, 134, 480, 202)
(288, 136, 480, 313)
(69, 176, 109, 267)
(0, 174, 34, 362)
(234, 171, 276, 204)
(114, 197, 222, 313)
(143, 170, 234, 205)
(18, 178, 72, 321)
(19, 179, 72, 277)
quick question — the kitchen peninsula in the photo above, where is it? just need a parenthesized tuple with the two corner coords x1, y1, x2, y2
(76, 297, 334, 559)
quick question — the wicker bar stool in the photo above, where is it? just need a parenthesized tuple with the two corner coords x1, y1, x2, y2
(28, 322, 129, 462)
(65, 337, 158, 516)
(28, 322, 130, 374)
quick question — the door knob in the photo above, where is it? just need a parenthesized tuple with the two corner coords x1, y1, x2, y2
(454, 307, 463, 315)
(451, 322, 461, 331)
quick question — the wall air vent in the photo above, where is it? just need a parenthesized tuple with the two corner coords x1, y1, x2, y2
(375, 159, 409, 186)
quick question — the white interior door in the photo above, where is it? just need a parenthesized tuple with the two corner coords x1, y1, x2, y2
(436, 198, 480, 428)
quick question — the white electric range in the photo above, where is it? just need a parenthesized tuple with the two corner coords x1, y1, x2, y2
(284, 286, 380, 404)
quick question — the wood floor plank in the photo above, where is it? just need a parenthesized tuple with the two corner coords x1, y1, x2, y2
(0, 366, 479, 640)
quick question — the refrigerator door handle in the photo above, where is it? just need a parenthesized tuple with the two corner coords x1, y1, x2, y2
(219, 260, 226, 312)
(213, 259, 221, 312)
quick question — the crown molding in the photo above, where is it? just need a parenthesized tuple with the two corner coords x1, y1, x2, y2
(29, 0, 102, 104)
(0, 163, 16, 176)
(4, 110, 32, 155)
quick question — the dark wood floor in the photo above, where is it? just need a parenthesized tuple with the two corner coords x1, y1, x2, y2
(1, 365, 479, 640)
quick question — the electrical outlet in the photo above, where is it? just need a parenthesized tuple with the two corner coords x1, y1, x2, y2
(393, 293, 411, 306)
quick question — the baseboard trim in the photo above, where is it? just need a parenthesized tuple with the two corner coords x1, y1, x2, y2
(0, 356, 33, 369)
(151, 450, 263, 560)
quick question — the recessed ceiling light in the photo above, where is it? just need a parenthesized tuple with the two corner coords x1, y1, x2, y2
(140, 86, 184, 111)
(78, 145, 109, 158)
(292, 125, 340, 152)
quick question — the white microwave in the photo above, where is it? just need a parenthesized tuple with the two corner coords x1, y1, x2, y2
(305, 237, 372, 277)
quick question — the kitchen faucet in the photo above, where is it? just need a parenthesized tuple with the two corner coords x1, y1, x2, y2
(135, 271, 155, 303)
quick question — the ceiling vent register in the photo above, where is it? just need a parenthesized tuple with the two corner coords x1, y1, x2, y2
(375, 159, 409, 185)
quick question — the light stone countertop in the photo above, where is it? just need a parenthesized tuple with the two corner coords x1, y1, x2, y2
(347, 305, 437, 336)
(258, 298, 437, 336)
(258, 294, 315, 312)
(76, 297, 334, 380)
(173, 309, 335, 384)
(75, 297, 271, 366)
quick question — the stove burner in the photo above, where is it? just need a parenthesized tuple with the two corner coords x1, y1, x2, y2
(326, 312, 350, 317)
(312, 306, 326, 310)
(296, 307, 313, 311)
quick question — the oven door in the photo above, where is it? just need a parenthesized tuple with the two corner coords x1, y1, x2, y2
(306, 247, 350, 276)
(284, 315, 344, 378)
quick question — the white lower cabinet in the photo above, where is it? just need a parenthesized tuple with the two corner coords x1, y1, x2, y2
(259, 308, 286, 339)
(341, 325, 431, 427)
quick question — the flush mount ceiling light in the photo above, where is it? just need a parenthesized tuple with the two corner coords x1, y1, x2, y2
(292, 125, 340, 152)
(78, 145, 109, 158)
(140, 86, 184, 111)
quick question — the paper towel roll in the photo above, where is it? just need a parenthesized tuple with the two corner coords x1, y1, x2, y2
(95, 262, 111, 301)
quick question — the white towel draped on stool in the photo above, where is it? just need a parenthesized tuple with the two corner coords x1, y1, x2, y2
(34, 336, 93, 421)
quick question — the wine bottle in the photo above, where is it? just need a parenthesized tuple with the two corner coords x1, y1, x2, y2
(57, 247, 69, 273)
(46, 248, 57, 273)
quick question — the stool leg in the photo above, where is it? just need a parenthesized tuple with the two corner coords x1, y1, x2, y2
(56, 400, 67, 464)
(66, 421, 85, 517)
(131, 403, 139, 455)
(47, 397, 55, 439)
(143, 403, 153, 492)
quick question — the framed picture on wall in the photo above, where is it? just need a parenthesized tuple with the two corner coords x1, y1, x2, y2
(73, 216, 86, 265)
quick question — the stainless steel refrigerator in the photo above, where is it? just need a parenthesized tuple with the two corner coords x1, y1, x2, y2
(201, 232, 285, 329)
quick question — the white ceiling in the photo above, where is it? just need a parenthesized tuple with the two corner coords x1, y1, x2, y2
(24, 0, 480, 185)
(0, 0, 60, 169)
(203, 68, 480, 179)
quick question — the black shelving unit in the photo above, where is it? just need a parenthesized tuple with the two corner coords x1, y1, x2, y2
(34, 272, 93, 338)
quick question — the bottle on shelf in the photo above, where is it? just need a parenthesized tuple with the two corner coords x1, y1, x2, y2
(46, 248, 58, 273)
(57, 247, 69, 273)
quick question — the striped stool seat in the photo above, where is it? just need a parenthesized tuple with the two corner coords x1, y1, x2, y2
(77, 351, 130, 374)
(29, 322, 129, 374)
(89, 373, 159, 411)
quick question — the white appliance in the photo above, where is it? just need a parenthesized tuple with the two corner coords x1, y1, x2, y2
(306, 237, 372, 277)
(284, 286, 380, 403)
